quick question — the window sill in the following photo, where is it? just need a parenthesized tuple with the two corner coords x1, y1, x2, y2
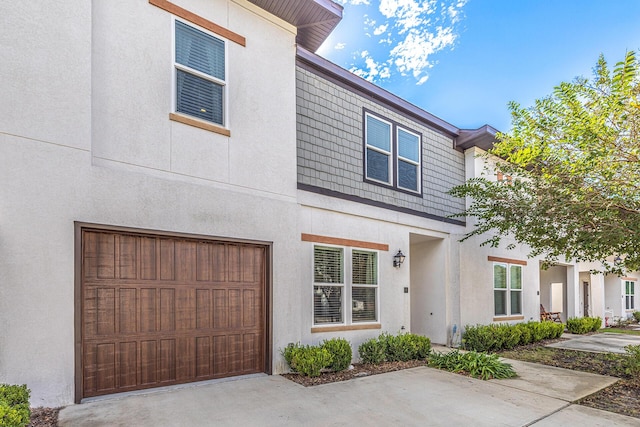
(311, 323, 381, 333)
(169, 113, 230, 137)
(493, 315, 524, 322)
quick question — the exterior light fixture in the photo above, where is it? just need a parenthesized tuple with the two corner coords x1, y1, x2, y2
(614, 255, 623, 266)
(393, 250, 406, 268)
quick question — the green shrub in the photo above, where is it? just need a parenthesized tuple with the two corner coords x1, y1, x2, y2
(358, 337, 386, 364)
(566, 317, 601, 334)
(282, 342, 303, 371)
(633, 311, 640, 322)
(282, 343, 334, 377)
(321, 338, 352, 372)
(463, 321, 564, 352)
(385, 333, 431, 362)
(0, 384, 30, 427)
(359, 332, 431, 364)
(428, 350, 517, 380)
(623, 344, 640, 377)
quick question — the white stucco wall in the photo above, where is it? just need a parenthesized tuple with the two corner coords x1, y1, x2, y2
(296, 190, 463, 356)
(1, 0, 299, 407)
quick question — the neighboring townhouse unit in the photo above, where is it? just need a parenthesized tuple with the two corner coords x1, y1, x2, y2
(294, 48, 535, 349)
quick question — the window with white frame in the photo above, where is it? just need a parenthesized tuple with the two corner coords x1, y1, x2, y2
(625, 280, 635, 310)
(313, 245, 379, 325)
(364, 112, 421, 194)
(174, 19, 226, 126)
(493, 263, 522, 316)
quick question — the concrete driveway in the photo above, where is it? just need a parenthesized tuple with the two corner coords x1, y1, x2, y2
(59, 360, 637, 427)
(547, 332, 640, 354)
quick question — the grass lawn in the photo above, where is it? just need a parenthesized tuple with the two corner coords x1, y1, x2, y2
(599, 327, 640, 336)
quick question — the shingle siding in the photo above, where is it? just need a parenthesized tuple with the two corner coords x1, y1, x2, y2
(296, 65, 466, 220)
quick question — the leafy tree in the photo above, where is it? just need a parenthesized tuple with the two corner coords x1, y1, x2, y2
(450, 51, 640, 272)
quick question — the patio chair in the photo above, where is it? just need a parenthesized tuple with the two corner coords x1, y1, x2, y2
(540, 304, 562, 323)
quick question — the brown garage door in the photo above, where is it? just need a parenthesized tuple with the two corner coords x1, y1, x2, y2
(79, 228, 268, 399)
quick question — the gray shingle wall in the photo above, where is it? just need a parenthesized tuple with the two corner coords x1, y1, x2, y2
(296, 66, 466, 219)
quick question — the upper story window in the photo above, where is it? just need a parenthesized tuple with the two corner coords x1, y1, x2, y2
(174, 19, 226, 127)
(493, 262, 522, 316)
(364, 111, 422, 194)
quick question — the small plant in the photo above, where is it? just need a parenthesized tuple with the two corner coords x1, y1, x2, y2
(623, 344, 640, 377)
(633, 311, 640, 322)
(428, 350, 517, 380)
(566, 317, 601, 334)
(358, 337, 386, 364)
(0, 384, 30, 427)
(282, 342, 303, 371)
(321, 338, 352, 372)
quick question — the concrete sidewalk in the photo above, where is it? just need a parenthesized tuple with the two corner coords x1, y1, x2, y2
(547, 332, 640, 354)
(59, 361, 637, 427)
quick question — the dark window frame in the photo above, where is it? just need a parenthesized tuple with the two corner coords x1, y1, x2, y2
(362, 108, 423, 197)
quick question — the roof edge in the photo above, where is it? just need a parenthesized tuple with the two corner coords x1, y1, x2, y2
(296, 46, 460, 137)
(456, 125, 499, 151)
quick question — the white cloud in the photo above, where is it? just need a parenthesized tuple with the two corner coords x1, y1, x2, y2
(373, 24, 388, 35)
(334, 42, 346, 50)
(336, 0, 371, 5)
(344, 0, 467, 85)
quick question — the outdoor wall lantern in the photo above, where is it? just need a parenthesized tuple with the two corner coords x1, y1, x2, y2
(614, 255, 623, 266)
(393, 250, 406, 268)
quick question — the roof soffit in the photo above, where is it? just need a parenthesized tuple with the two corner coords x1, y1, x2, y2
(247, 0, 342, 52)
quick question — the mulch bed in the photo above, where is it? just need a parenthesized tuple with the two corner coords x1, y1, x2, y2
(29, 407, 60, 427)
(282, 359, 428, 387)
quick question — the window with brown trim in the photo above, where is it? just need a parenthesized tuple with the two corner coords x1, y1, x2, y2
(313, 244, 379, 326)
(174, 18, 227, 127)
(493, 262, 522, 316)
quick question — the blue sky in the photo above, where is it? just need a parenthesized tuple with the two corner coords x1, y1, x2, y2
(318, 0, 640, 132)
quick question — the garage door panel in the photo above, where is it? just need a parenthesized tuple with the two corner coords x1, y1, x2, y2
(228, 245, 242, 282)
(97, 288, 116, 335)
(212, 335, 227, 375)
(81, 230, 267, 398)
(243, 289, 258, 327)
(211, 244, 227, 282)
(213, 289, 228, 329)
(175, 240, 196, 282)
(159, 239, 175, 281)
(176, 288, 195, 330)
(97, 234, 116, 279)
(176, 337, 194, 381)
(196, 336, 211, 378)
(140, 288, 157, 333)
(196, 289, 211, 329)
(229, 290, 241, 328)
(243, 333, 258, 371)
(96, 343, 116, 392)
(119, 288, 137, 333)
(196, 243, 211, 281)
(228, 334, 242, 373)
(119, 235, 138, 279)
(159, 339, 176, 383)
(119, 341, 138, 388)
(140, 340, 157, 385)
(160, 288, 175, 331)
(140, 237, 157, 280)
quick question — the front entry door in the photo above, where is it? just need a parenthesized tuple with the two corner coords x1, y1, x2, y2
(583, 281, 590, 316)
